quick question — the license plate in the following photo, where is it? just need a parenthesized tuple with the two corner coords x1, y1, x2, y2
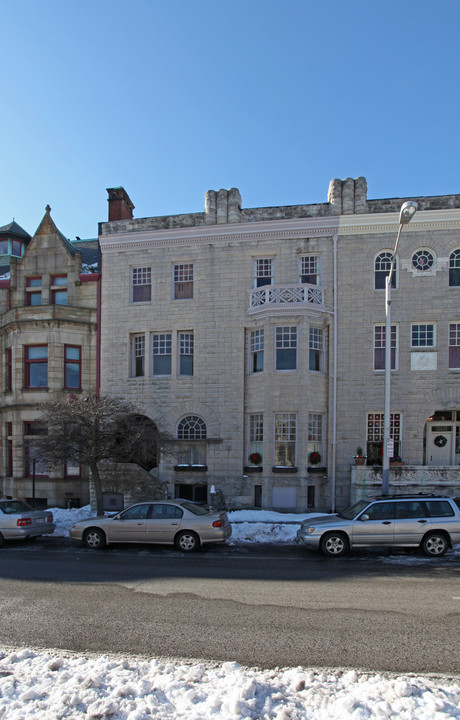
(35, 518, 44, 525)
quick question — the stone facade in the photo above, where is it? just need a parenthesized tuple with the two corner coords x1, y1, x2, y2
(98, 180, 460, 512)
(0, 208, 100, 507)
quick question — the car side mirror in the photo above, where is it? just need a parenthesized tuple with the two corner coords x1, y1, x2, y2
(360, 514, 370, 522)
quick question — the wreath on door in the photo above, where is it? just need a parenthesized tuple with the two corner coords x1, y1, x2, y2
(434, 435, 448, 448)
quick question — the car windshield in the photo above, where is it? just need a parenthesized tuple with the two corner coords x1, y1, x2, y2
(337, 499, 371, 520)
(179, 501, 209, 516)
(0, 500, 35, 514)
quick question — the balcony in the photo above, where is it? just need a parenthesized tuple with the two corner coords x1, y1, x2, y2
(248, 283, 326, 317)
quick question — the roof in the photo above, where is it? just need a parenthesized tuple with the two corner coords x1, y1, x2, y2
(0, 221, 31, 239)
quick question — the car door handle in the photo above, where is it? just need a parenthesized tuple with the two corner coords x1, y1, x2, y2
(418, 520, 428, 523)
(382, 521, 392, 525)
(171, 523, 179, 526)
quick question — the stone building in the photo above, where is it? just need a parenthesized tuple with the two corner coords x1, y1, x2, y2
(98, 180, 460, 512)
(0, 207, 100, 507)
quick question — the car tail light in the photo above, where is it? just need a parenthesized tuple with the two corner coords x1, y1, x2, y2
(17, 518, 32, 527)
(47, 515, 53, 523)
(212, 520, 224, 527)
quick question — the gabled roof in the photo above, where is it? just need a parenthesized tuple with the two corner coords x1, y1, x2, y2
(0, 221, 31, 239)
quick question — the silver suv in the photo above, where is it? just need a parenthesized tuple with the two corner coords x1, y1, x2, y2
(296, 494, 460, 557)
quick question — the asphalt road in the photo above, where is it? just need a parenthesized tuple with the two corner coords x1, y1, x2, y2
(0, 538, 458, 675)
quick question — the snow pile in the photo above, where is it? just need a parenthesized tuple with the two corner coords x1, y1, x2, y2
(49, 506, 319, 543)
(0, 648, 458, 720)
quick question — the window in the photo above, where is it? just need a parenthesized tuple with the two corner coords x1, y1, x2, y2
(308, 413, 323, 460)
(0, 240, 8, 255)
(250, 329, 264, 373)
(366, 413, 401, 464)
(131, 267, 151, 303)
(254, 258, 273, 287)
(177, 415, 207, 467)
(412, 249, 434, 271)
(23, 422, 48, 477)
(300, 256, 319, 285)
(374, 325, 397, 370)
(174, 264, 193, 299)
(276, 326, 297, 370)
(309, 327, 323, 371)
(64, 345, 81, 389)
(120, 504, 151, 520)
(248, 413, 263, 465)
(365, 502, 395, 520)
(179, 332, 194, 376)
(130, 334, 145, 377)
(449, 324, 460, 369)
(411, 324, 435, 347)
(65, 457, 81, 478)
(7, 422, 12, 477)
(51, 275, 68, 305)
(26, 277, 42, 306)
(274, 413, 296, 467)
(152, 333, 172, 375)
(394, 501, 426, 519)
(11, 240, 22, 257)
(449, 250, 460, 287)
(375, 252, 396, 290)
(24, 346, 48, 388)
(6, 348, 12, 392)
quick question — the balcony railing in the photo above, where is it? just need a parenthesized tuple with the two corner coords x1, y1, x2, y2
(248, 283, 325, 315)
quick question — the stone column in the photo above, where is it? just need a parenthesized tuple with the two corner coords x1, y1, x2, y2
(354, 177, 368, 214)
(327, 179, 342, 215)
(342, 177, 355, 215)
(204, 190, 217, 224)
(227, 188, 241, 223)
(216, 189, 228, 224)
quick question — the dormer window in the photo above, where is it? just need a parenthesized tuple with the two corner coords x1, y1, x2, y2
(51, 275, 68, 305)
(26, 277, 42, 306)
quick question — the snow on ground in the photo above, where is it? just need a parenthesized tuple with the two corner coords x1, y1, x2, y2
(0, 648, 459, 720)
(10, 506, 452, 719)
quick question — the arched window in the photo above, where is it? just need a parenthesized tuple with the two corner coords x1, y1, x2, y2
(177, 416, 207, 467)
(375, 252, 396, 290)
(449, 249, 460, 287)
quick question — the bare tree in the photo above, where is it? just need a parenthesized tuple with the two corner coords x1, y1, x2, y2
(37, 395, 173, 515)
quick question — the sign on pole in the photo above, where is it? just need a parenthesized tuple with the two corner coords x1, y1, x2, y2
(386, 438, 394, 457)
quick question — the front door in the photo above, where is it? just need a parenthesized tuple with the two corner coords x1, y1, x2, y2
(427, 424, 453, 466)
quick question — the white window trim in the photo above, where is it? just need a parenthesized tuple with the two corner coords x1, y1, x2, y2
(298, 254, 320, 285)
(252, 257, 275, 288)
(273, 412, 297, 468)
(411, 322, 436, 349)
(374, 251, 398, 291)
(374, 323, 399, 372)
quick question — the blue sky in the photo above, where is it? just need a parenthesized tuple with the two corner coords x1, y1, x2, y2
(2, 0, 459, 239)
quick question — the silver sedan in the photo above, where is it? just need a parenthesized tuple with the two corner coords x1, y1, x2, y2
(69, 500, 232, 552)
(0, 499, 55, 545)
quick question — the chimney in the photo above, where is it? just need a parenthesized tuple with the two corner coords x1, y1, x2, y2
(106, 187, 135, 221)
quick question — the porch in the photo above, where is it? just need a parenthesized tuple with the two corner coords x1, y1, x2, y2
(350, 465, 460, 503)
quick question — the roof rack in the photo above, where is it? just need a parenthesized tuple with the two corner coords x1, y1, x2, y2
(370, 493, 448, 500)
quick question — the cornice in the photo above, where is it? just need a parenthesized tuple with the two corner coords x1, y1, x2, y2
(99, 208, 460, 253)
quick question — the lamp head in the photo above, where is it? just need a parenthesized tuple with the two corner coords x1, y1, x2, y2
(399, 200, 418, 225)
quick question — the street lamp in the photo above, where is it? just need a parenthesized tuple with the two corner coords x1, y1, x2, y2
(382, 200, 418, 495)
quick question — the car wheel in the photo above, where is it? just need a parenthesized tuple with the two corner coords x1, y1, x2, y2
(175, 531, 200, 553)
(320, 532, 348, 557)
(421, 532, 449, 557)
(83, 528, 106, 549)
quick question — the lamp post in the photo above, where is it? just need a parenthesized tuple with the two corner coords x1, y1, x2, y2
(382, 200, 418, 495)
